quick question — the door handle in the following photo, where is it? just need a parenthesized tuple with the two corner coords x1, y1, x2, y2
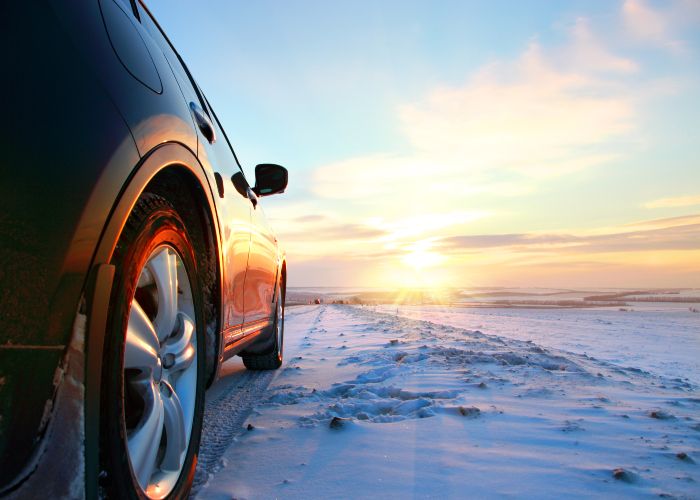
(189, 102, 216, 143)
(246, 187, 258, 209)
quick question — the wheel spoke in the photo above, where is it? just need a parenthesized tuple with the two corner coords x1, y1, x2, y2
(126, 301, 160, 372)
(148, 248, 178, 342)
(276, 286, 284, 355)
(162, 313, 195, 374)
(137, 266, 154, 288)
(127, 382, 164, 490)
(160, 381, 187, 472)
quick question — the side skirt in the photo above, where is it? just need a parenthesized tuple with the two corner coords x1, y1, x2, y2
(221, 318, 272, 361)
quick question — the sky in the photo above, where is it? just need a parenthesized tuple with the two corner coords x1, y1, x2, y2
(149, 0, 700, 289)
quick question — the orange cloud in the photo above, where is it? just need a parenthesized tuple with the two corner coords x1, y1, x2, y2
(440, 215, 700, 254)
(644, 195, 700, 209)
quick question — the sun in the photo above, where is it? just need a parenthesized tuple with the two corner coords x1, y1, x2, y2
(378, 240, 452, 289)
(400, 239, 446, 271)
(402, 249, 444, 271)
(395, 250, 450, 290)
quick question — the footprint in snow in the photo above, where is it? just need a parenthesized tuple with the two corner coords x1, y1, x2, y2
(519, 387, 556, 398)
(612, 468, 637, 483)
(649, 409, 675, 420)
(329, 416, 352, 429)
(561, 419, 585, 433)
(458, 406, 481, 418)
(676, 452, 695, 463)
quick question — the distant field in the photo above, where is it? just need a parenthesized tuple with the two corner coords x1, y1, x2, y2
(287, 286, 700, 311)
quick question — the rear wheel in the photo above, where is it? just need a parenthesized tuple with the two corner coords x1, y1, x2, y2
(241, 281, 284, 370)
(102, 194, 205, 499)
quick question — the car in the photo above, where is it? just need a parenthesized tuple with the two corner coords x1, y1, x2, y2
(0, 1, 287, 497)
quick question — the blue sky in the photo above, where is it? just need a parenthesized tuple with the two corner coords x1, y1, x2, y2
(150, 0, 700, 288)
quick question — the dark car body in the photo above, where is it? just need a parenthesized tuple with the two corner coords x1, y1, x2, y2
(0, 1, 286, 495)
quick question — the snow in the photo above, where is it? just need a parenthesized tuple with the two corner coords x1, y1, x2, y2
(373, 305, 700, 385)
(198, 304, 700, 499)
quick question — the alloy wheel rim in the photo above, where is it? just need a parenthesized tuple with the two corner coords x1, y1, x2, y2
(276, 289, 283, 357)
(123, 245, 197, 499)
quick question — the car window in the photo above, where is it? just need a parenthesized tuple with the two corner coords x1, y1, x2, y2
(114, 0, 136, 16)
(135, 2, 248, 181)
(135, 1, 208, 113)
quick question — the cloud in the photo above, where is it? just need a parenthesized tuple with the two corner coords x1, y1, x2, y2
(398, 40, 635, 178)
(477, 253, 700, 288)
(270, 211, 389, 259)
(281, 222, 386, 241)
(622, 214, 700, 229)
(311, 18, 639, 219)
(644, 194, 700, 209)
(563, 17, 639, 74)
(293, 214, 328, 223)
(310, 154, 533, 217)
(622, 0, 700, 53)
(440, 215, 700, 255)
(278, 213, 700, 287)
(273, 203, 488, 261)
(440, 233, 577, 251)
(372, 211, 490, 242)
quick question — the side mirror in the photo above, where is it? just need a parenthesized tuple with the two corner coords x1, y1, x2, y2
(253, 163, 288, 196)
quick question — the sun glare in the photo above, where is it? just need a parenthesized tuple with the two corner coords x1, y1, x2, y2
(402, 250, 444, 270)
(394, 241, 451, 289)
(401, 239, 446, 272)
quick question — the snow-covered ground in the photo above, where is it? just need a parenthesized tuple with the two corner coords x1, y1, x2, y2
(198, 304, 700, 499)
(374, 305, 700, 386)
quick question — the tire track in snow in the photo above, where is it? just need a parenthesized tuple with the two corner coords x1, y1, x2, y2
(192, 370, 275, 494)
(193, 305, 324, 496)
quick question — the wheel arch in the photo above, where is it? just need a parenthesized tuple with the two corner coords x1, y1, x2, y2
(134, 160, 222, 389)
(92, 141, 223, 379)
(93, 143, 219, 267)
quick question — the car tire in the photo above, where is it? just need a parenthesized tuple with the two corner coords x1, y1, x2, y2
(101, 193, 205, 499)
(241, 281, 284, 370)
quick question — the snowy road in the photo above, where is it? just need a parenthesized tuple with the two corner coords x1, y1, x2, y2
(193, 367, 275, 493)
(197, 305, 700, 499)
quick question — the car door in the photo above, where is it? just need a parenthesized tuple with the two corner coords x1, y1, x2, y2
(136, 4, 252, 346)
(245, 202, 279, 325)
(198, 97, 255, 344)
(202, 100, 277, 331)
(194, 96, 278, 328)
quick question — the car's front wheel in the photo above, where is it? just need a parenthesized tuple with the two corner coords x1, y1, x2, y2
(102, 194, 205, 499)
